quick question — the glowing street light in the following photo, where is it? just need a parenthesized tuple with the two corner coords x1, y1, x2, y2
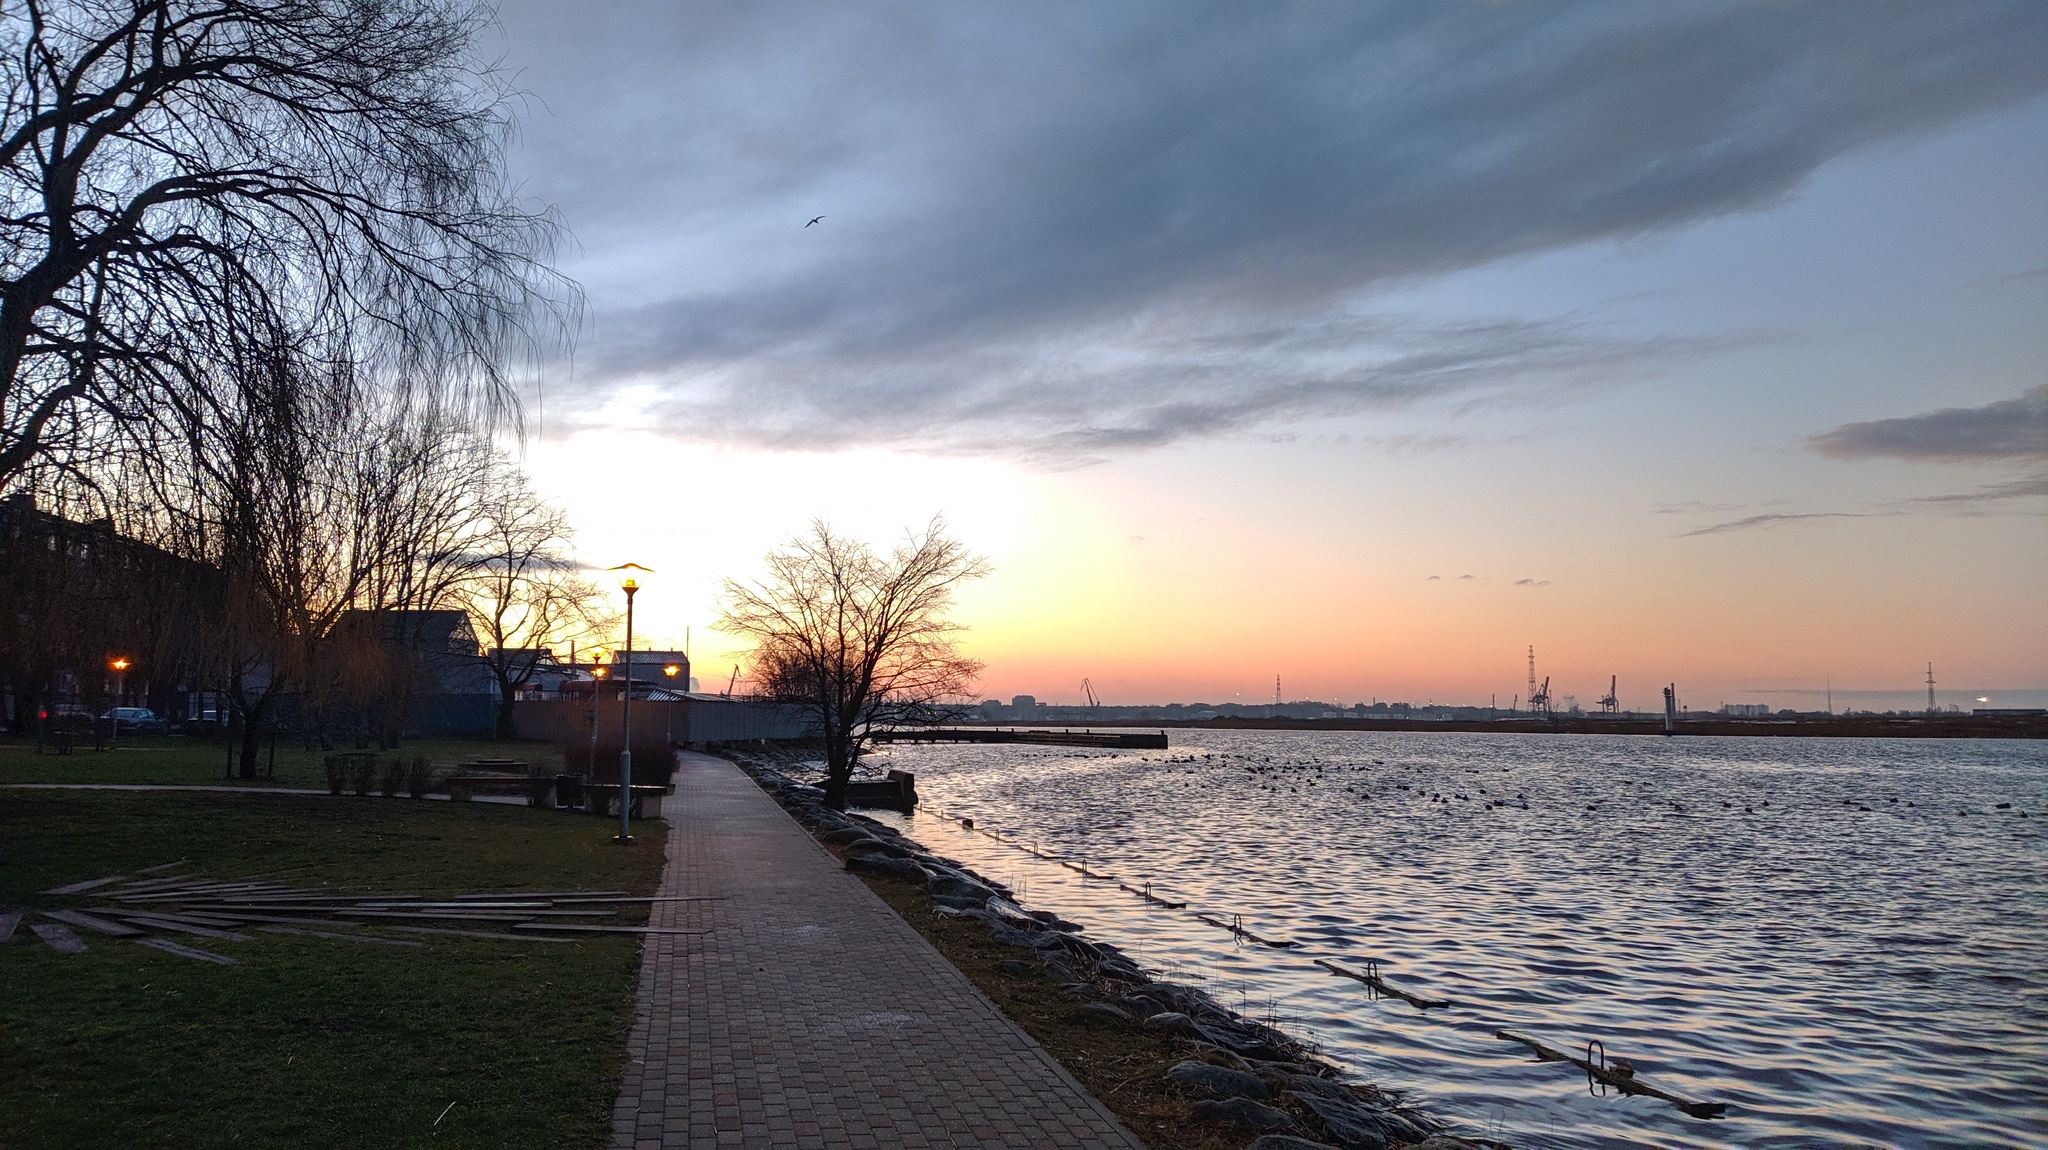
(663, 663, 681, 745)
(109, 656, 131, 748)
(608, 564, 654, 845)
(588, 658, 608, 776)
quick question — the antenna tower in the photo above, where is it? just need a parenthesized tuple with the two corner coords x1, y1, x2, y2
(1526, 647, 1538, 710)
(1274, 675, 1282, 706)
(1926, 662, 1936, 715)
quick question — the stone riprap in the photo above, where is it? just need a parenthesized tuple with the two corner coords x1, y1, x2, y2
(609, 752, 1143, 1149)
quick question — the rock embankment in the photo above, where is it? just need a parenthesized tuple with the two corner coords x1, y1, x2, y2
(733, 758, 1495, 1150)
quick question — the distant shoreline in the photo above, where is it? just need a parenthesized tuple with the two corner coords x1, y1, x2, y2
(952, 714, 2048, 740)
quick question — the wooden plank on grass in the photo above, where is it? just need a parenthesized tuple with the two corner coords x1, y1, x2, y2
(0, 910, 19, 942)
(132, 859, 191, 875)
(134, 937, 239, 965)
(257, 926, 424, 948)
(510, 923, 709, 936)
(30, 922, 87, 953)
(41, 909, 144, 937)
(388, 926, 580, 943)
(41, 874, 130, 895)
(113, 914, 252, 942)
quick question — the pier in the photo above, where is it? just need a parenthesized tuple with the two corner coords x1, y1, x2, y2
(873, 727, 1168, 749)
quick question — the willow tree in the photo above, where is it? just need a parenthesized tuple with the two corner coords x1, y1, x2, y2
(718, 519, 987, 810)
(0, 0, 565, 485)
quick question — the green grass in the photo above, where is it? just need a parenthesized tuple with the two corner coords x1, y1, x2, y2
(0, 734, 563, 790)
(0, 790, 666, 1149)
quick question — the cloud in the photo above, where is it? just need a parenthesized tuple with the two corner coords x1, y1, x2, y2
(1457, 574, 1476, 581)
(1679, 511, 1868, 537)
(1512, 578, 1551, 587)
(1425, 574, 1441, 581)
(1905, 473, 2048, 509)
(500, 0, 2048, 457)
(1809, 385, 2048, 462)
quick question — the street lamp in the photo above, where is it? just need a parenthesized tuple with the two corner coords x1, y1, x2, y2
(588, 658, 607, 776)
(608, 564, 654, 845)
(109, 657, 131, 748)
(663, 663, 680, 745)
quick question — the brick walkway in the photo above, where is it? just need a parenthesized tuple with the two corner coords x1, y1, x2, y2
(611, 753, 1144, 1149)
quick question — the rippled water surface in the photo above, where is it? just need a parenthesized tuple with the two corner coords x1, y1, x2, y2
(862, 731, 2048, 1147)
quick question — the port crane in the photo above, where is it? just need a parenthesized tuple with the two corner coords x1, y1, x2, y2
(1597, 675, 1619, 715)
(1530, 676, 1552, 716)
(1082, 678, 1100, 710)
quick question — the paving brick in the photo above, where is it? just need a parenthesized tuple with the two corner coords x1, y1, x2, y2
(612, 753, 1142, 1149)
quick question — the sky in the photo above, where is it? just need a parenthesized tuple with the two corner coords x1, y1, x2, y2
(488, 0, 2048, 713)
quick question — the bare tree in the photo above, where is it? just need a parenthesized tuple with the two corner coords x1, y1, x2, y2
(457, 464, 609, 740)
(718, 518, 987, 810)
(0, 0, 567, 485)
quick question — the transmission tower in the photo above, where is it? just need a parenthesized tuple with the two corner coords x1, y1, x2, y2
(1275, 674, 1282, 706)
(1526, 647, 1538, 711)
(1926, 662, 1937, 715)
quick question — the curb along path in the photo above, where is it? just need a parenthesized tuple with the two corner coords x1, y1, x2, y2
(612, 752, 1144, 1149)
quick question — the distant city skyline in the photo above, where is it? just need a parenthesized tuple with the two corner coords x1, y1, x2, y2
(487, 2, 2045, 709)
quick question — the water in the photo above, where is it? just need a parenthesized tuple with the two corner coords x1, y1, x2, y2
(861, 731, 2048, 1147)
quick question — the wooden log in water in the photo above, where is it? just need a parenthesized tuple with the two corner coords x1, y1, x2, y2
(1315, 958, 1450, 1008)
(1495, 1030, 1726, 1119)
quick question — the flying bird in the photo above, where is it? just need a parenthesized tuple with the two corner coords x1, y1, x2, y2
(805, 215, 825, 227)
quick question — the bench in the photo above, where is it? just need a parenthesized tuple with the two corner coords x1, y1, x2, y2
(583, 783, 669, 820)
(445, 773, 552, 805)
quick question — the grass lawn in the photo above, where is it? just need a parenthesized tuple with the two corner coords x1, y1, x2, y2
(0, 734, 566, 790)
(0, 789, 666, 1149)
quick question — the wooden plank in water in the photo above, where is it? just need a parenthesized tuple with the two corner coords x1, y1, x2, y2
(42, 874, 130, 895)
(30, 922, 87, 954)
(1315, 959, 1450, 1009)
(134, 937, 239, 965)
(41, 909, 144, 937)
(1496, 1030, 1725, 1119)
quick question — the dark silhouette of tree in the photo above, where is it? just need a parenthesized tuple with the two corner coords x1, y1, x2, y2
(0, 0, 566, 484)
(457, 467, 610, 740)
(718, 519, 987, 810)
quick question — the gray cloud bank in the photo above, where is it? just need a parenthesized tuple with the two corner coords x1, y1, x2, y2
(500, 0, 2048, 458)
(1810, 385, 2048, 462)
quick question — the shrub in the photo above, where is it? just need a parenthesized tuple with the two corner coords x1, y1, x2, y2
(324, 755, 346, 796)
(348, 755, 376, 796)
(379, 758, 405, 797)
(406, 757, 433, 799)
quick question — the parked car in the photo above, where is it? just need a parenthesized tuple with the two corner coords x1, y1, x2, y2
(98, 706, 170, 736)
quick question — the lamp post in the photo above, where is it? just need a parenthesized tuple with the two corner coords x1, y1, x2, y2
(109, 657, 131, 748)
(663, 663, 680, 745)
(588, 658, 607, 776)
(609, 564, 653, 844)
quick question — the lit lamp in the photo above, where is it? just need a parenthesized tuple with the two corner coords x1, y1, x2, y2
(109, 657, 131, 748)
(588, 658, 607, 776)
(608, 564, 654, 844)
(663, 663, 681, 744)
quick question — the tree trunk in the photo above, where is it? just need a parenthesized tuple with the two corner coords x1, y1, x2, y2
(494, 680, 518, 741)
(237, 717, 264, 779)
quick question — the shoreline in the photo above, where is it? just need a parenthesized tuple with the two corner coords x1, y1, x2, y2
(729, 751, 1495, 1150)
(947, 714, 2048, 739)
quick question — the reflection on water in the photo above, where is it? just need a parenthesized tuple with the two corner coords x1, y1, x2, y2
(866, 731, 2048, 1147)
